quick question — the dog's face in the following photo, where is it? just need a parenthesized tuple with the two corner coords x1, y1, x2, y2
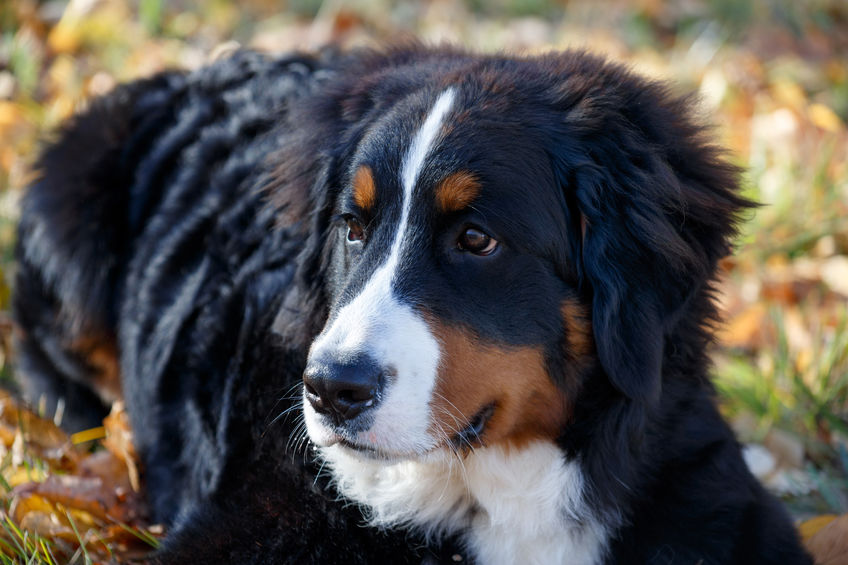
(302, 86, 591, 459)
(297, 53, 743, 462)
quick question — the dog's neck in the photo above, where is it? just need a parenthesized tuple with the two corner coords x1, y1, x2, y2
(319, 440, 609, 565)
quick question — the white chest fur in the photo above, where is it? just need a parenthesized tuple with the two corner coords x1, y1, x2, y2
(320, 440, 608, 565)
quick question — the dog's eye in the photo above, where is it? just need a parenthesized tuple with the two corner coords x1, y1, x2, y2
(346, 217, 365, 243)
(457, 227, 498, 256)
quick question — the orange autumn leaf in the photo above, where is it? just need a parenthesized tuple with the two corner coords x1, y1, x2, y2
(719, 302, 769, 349)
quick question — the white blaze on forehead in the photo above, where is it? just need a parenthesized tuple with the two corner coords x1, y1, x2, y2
(398, 87, 457, 252)
(305, 88, 457, 454)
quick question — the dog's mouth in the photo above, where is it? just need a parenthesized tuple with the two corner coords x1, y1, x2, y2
(310, 402, 495, 461)
(312, 403, 496, 460)
(336, 437, 391, 459)
(450, 403, 494, 450)
(332, 437, 441, 462)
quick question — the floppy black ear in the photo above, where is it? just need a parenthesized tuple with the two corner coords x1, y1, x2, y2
(575, 176, 693, 404)
(548, 65, 750, 404)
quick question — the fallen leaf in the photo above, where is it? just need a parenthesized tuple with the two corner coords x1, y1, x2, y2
(719, 302, 768, 349)
(0, 394, 78, 470)
(103, 401, 140, 492)
(809, 103, 844, 133)
(18, 510, 74, 539)
(804, 514, 848, 565)
(799, 514, 838, 542)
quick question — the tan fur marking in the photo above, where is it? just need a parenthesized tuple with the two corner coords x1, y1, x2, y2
(71, 335, 122, 403)
(435, 171, 481, 213)
(352, 165, 376, 211)
(561, 299, 593, 361)
(429, 322, 570, 451)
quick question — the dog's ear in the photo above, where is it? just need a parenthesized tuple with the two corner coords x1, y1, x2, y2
(548, 67, 750, 404)
(575, 180, 689, 405)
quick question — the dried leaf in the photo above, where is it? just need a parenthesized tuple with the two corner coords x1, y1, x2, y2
(719, 302, 768, 349)
(799, 514, 838, 541)
(9, 493, 57, 525)
(17, 468, 146, 525)
(0, 394, 78, 470)
(809, 103, 844, 133)
(102, 402, 135, 461)
(78, 450, 134, 492)
(804, 514, 848, 565)
(18, 511, 74, 539)
(5, 466, 47, 488)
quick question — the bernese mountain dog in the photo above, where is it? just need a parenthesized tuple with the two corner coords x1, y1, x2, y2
(13, 44, 812, 564)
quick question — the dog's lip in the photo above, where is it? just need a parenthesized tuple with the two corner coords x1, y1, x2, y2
(321, 431, 453, 461)
(335, 438, 410, 460)
(312, 403, 496, 458)
(451, 403, 495, 449)
(317, 431, 425, 459)
(326, 436, 435, 462)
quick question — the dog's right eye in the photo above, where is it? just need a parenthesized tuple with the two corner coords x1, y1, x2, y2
(346, 217, 365, 243)
(457, 227, 498, 256)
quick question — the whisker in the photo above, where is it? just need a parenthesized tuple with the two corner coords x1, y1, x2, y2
(434, 423, 472, 497)
(285, 418, 308, 456)
(431, 391, 485, 452)
(262, 382, 304, 426)
(312, 458, 328, 487)
(262, 397, 305, 438)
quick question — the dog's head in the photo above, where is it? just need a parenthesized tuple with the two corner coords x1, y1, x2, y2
(280, 48, 746, 461)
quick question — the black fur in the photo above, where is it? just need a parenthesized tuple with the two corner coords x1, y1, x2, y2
(13, 44, 811, 564)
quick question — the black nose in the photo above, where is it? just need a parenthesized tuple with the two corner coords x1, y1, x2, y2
(303, 354, 384, 424)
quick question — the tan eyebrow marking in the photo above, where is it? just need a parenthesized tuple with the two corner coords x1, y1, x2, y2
(352, 165, 376, 211)
(435, 171, 481, 213)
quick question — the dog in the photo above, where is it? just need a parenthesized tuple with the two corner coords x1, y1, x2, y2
(13, 43, 812, 564)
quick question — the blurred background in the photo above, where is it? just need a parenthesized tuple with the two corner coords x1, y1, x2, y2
(0, 0, 846, 560)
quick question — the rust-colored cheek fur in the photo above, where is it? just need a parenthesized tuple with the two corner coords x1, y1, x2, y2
(352, 165, 376, 211)
(429, 322, 570, 450)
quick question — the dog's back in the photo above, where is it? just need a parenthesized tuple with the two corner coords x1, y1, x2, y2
(15, 50, 310, 427)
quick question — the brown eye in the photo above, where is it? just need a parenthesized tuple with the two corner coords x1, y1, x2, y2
(457, 227, 498, 255)
(346, 218, 365, 242)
